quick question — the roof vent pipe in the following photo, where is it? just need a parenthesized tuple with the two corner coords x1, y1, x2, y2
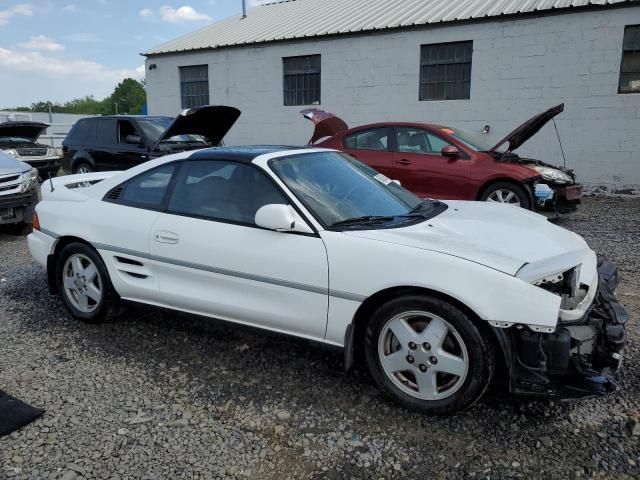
(242, 0, 247, 18)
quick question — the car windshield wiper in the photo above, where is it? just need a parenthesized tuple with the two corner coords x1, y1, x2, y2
(408, 199, 442, 215)
(330, 216, 395, 227)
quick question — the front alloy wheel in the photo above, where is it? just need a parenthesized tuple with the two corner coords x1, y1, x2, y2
(365, 295, 495, 415)
(480, 182, 531, 210)
(378, 311, 468, 401)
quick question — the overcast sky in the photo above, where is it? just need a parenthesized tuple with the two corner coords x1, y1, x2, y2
(0, 0, 268, 108)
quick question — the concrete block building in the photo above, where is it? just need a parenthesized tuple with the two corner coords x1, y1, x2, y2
(144, 0, 640, 190)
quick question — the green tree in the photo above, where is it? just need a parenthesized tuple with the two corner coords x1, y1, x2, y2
(2, 78, 146, 115)
(106, 78, 146, 115)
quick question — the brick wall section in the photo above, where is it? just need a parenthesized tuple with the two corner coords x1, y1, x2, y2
(146, 6, 640, 188)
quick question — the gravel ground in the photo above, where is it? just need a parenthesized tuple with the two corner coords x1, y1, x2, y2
(0, 196, 638, 480)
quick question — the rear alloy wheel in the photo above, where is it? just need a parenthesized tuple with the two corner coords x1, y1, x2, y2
(480, 182, 531, 210)
(74, 162, 93, 174)
(56, 243, 121, 323)
(364, 295, 495, 415)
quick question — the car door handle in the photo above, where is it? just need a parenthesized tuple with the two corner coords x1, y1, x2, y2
(397, 159, 412, 165)
(154, 231, 179, 244)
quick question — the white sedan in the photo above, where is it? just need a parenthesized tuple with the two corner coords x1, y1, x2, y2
(28, 147, 627, 414)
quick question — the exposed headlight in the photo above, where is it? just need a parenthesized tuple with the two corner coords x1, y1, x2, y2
(530, 165, 573, 184)
(4, 149, 19, 158)
(21, 167, 39, 193)
(47, 147, 58, 157)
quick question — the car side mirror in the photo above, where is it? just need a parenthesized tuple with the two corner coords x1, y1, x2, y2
(255, 204, 303, 233)
(441, 145, 461, 158)
(125, 134, 143, 145)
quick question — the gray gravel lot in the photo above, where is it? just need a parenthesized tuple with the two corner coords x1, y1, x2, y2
(0, 196, 639, 480)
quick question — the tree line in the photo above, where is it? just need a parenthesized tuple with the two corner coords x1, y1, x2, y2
(4, 78, 146, 115)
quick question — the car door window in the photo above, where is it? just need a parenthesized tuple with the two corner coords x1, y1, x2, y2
(96, 119, 116, 146)
(117, 120, 140, 144)
(168, 160, 287, 226)
(111, 163, 176, 209)
(396, 127, 452, 155)
(343, 128, 389, 151)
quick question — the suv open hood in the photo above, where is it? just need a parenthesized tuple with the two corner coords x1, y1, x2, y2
(490, 104, 564, 153)
(152, 105, 241, 150)
(0, 122, 48, 142)
(301, 109, 349, 145)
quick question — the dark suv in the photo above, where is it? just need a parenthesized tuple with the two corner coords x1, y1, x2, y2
(61, 106, 240, 174)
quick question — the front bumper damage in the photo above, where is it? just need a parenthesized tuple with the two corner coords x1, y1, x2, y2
(0, 188, 38, 225)
(496, 260, 628, 399)
(534, 183, 582, 216)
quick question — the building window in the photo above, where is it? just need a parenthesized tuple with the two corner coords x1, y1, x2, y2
(180, 65, 209, 109)
(283, 55, 321, 106)
(620, 25, 640, 94)
(420, 41, 472, 101)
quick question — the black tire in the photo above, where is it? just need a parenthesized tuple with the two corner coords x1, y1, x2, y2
(479, 181, 531, 210)
(364, 295, 495, 415)
(55, 242, 121, 323)
(73, 162, 94, 174)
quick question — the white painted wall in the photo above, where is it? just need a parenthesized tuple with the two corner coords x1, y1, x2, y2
(146, 6, 640, 189)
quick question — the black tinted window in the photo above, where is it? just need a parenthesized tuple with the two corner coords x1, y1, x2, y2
(68, 119, 91, 144)
(120, 164, 175, 208)
(343, 128, 389, 151)
(168, 161, 287, 225)
(96, 118, 116, 145)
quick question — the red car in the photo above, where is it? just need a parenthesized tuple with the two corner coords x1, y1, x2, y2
(302, 104, 582, 215)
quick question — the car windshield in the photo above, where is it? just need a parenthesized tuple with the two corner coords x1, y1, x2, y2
(441, 127, 495, 152)
(271, 151, 446, 228)
(136, 117, 207, 144)
(0, 136, 33, 143)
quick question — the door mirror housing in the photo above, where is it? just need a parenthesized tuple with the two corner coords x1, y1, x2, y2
(125, 134, 143, 145)
(256, 204, 311, 233)
(441, 145, 461, 158)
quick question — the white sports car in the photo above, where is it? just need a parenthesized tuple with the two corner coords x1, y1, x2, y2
(28, 146, 627, 414)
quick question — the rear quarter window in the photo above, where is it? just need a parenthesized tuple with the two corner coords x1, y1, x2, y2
(66, 119, 94, 145)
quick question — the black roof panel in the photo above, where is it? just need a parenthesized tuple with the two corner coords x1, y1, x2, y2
(188, 145, 307, 162)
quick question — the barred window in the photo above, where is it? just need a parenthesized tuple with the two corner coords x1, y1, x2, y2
(620, 25, 640, 94)
(180, 65, 209, 109)
(283, 55, 321, 106)
(420, 41, 472, 101)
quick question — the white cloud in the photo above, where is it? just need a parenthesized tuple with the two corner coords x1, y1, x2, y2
(159, 5, 211, 23)
(0, 3, 34, 26)
(0, 47, 143, 82)
(19, 35, 65, 52)
(63, 4, 77, 12)
(139, 8, 153, 18)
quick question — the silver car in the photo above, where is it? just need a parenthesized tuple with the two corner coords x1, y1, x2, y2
(0, 151, 38, 229)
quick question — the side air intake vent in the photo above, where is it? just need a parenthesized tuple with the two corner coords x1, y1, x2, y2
(106, 186, 124, 200)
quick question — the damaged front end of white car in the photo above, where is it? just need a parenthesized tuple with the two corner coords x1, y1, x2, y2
(493, 254, 627, 399)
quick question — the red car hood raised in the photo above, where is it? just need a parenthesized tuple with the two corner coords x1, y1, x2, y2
(301, 109, 348, 145)
(490, 103, 564, 153)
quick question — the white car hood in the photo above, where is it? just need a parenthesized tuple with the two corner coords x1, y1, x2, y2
(344, 200, 589, 276)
